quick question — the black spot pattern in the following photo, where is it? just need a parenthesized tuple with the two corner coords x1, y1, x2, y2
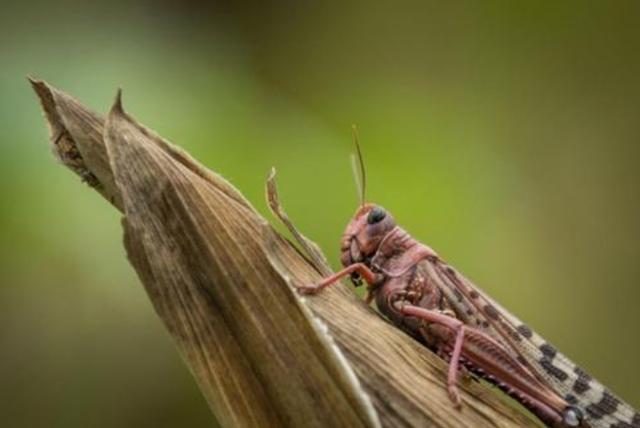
(538, 343, 569, 381)
(614, 413, 640, 428)
(585, 390, 620, 419)
(572, 366, 592, 395)
(565, 394, 578, 404)
(540, 343, 557, 358)
(540, 358, 569, 381)
(516, 324, 533, 339)
(469, 290, 479, 299)
(611, 421, 638, 428)
(484, 304, 500, 320)
(506, 327, 522, 341)
(612, 414, 640, 428)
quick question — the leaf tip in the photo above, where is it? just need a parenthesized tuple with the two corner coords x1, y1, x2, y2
(27, 75, 49, 100)
(26, 74, 40, 85)
(110, 88, 125, 115)
(267, 166, 277, 181)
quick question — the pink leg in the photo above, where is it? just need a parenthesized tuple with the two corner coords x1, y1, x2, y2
(298, 263, 379, 294)
(447, 326, 465, 408)
(399, 304, 463, 330)
(400, 304, 573, 426)
(397, 303, 465, 407)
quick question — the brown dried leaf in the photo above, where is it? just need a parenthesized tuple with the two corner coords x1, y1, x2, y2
(30, 78, 537, 428)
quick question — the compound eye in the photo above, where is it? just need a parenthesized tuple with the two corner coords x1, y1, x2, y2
(367, 206, 386, 224)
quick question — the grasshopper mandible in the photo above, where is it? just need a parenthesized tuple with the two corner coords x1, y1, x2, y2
(298, 128, 639, 428)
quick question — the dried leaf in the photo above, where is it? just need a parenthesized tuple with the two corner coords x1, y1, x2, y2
(30, 78, 537, 428)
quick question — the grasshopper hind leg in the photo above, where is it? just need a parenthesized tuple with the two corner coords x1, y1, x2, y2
(397, 302, 583, 427)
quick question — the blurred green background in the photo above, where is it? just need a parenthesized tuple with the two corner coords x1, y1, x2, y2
(1, 1, 639, 427)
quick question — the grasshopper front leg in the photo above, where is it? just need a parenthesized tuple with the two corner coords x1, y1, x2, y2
(298, 263, 383, 295)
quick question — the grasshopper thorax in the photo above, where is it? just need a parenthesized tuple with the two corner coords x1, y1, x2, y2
(340, 203, 396, 285)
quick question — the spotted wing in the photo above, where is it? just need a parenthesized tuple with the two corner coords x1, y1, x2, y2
(418, 256, 639, 428)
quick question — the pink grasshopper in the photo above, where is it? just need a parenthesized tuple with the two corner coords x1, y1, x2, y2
(298, 130, 639, 428)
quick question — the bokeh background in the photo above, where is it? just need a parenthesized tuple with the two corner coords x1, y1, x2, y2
(1, 1, 639, 427)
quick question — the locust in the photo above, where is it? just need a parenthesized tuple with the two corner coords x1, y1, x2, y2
(298, 129, 639, 428)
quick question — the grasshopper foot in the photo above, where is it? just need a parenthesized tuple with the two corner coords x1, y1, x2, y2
(448, 385, 462, 409)
(297, 285, 322, 295)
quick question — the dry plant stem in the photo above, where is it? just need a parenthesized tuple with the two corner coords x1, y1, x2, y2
(30, 77, 538, 428)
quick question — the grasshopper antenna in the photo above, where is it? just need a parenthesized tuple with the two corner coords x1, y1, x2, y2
(350, 124, 366, 207)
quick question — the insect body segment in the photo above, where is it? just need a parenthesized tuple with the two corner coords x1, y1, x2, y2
(300, 202, 638, 428)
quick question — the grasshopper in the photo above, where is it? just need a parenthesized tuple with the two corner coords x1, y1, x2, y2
(298, 129, 639, 428)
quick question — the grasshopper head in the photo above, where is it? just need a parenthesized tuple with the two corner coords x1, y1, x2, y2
(340, 203, 396, 285)
(341, 126, 396, 285)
